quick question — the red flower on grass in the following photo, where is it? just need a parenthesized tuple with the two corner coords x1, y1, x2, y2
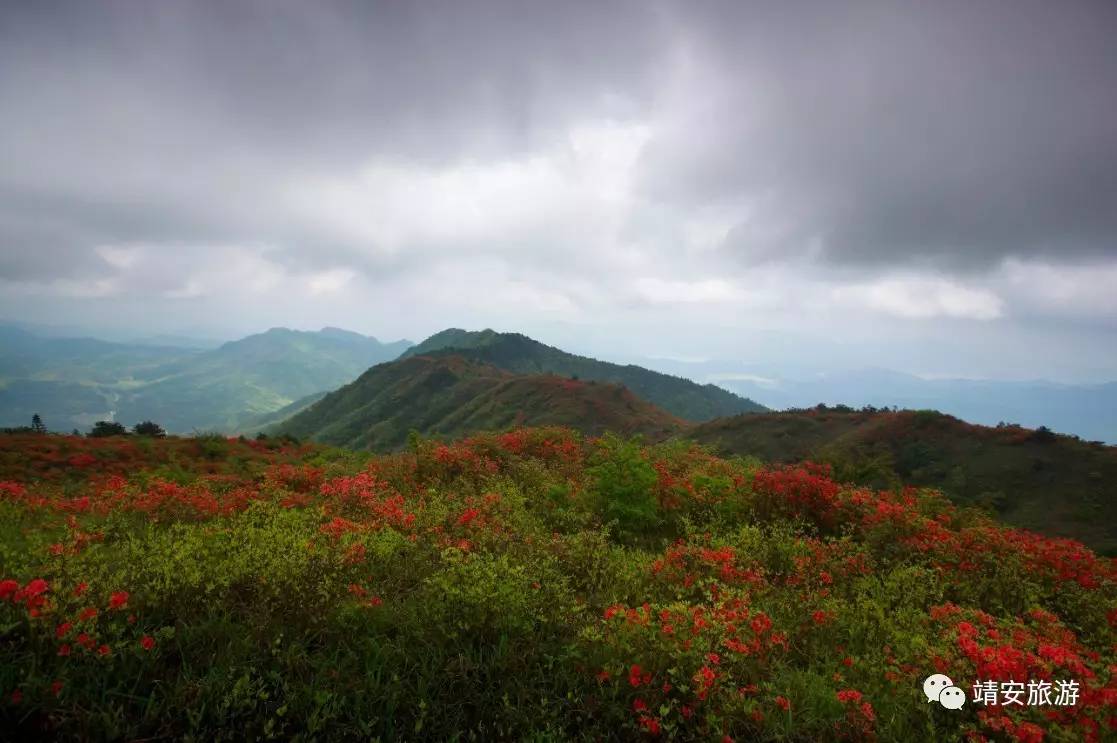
(140, 635, 156, 651)
(776, 696, 791, 711)
(108, 591, 129, 610)
(629, 664, 652, 687)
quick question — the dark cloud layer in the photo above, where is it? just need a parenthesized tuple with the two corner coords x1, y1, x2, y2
(0, 0, 1115, 363)
(641, 0, 1117, 270)
(3, 0, 1116, 277)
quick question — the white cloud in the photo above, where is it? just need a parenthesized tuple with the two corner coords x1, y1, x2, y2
(833, 277, 1004, 320)
(281, 120, 651, 269)
(308, 268, 355, 295)
(998, 259, 1117, 318)
(632, 277, 741, 304)
(95, 245, 141, 269)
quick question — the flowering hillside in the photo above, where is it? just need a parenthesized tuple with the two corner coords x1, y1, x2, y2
(1, 430, 1115, 741)
(689, 408, 1117, 554)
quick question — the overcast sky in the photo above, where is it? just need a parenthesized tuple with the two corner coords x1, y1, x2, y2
(2, 0, 1115, 381)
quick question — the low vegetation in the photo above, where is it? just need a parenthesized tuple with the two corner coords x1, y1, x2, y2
(688, 408, 1117, 554)
(2, 429, 1115, 740)
(275, 354, 683, 449)
(401, 329, 767, 421)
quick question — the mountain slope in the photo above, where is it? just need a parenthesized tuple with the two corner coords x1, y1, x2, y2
(688, 407, 1117, 553)
(276, 354, 684, 450)
(401, 328, 766, 421)
(115, 328, 412, 432)
(0, 326, 411, 433)
(0, 325, 198, 383)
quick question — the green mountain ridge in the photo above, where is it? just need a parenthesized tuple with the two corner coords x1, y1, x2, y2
(401, 328, 766, 421)
(0, 326, 412, 433)
(276, 354, 684, 450)
(687, 406, 1117, 554)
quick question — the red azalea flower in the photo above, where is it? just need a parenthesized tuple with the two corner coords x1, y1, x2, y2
(57, 644, 71, 657)
(97, 644, 111, 657)
(78, 607, 98, 622)
(629, 664, 646, 688)
(775, 696, 791, 711)
(633, 698, 648, 712)
(73, 582, 88, 597)
(108, 591, 129, 610)
(0, 579, 18, 601)
(140, 635, 156, 651)
(23, 578, 48, 597)
(56, 622, 73, 638)
(50, 681, 63, 697)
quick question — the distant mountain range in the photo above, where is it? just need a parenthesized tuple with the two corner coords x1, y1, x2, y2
(401, 328, 767, 421)
(4, 322, 1116, 552)
(0, 325, 411, 433)
(688, 407, 1117, 554)
(276, 354, 683, 449)
(640, 360, 1117, 444)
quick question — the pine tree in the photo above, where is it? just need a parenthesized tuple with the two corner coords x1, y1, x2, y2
(30, 414, 46, 434)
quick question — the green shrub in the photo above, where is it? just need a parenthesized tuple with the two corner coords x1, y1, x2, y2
(587, 433, 658, 541)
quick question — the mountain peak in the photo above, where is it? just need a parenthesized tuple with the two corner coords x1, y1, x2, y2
(400, 328, 766, 421)
(318, 326, 371, 341)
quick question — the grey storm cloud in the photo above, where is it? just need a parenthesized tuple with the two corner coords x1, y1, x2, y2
(0, 0, 666, 278)
(641, 0, 1117, 271)
(0, 0, 1115, 282)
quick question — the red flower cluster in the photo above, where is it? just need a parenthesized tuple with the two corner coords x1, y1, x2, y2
(1, 578, 50, 615)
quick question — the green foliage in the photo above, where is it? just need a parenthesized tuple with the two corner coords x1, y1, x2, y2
(689, 408, 1117, 553)
(588, 433, 659, 540)
(132, 420, 166, 437)
(402, 328, 767, 421)
(277, 355, 681, 450)
(1, 429, 1114, 741)
(88, 420, 128, 437)
(193, 431, 231, 459)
